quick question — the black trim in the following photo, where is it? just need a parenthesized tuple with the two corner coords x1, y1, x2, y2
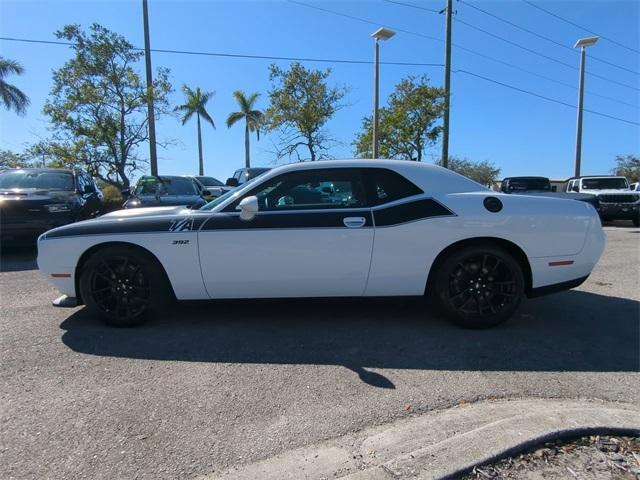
(44, 216, 209, 239)
(373, 198, 455, 227)
(527, 275, 589, 298)
(201, 210, 373, 230)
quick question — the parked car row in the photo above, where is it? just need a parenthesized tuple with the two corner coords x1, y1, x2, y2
(0, 168, 103, 243)
(0, 166, 273, 242)
(2, 166, 637, 243)
(500, 175, 639, 227)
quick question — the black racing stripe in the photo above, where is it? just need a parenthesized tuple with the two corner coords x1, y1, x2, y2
(201, 210, 373, 230)
(44, 215, 208, 239)
(373, 198, 455, 227)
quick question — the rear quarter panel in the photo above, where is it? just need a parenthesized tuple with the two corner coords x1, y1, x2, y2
(365, 192, 597, 296)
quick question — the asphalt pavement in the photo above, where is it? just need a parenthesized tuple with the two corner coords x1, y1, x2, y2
(1, 224, 638, 479)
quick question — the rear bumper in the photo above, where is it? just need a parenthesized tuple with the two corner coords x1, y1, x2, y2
(528, 275, 589, 298)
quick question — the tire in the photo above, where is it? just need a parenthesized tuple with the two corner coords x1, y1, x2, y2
(433, 245, 525, 329)
(79, 246, 171, 327)
(633, 214, 639, 228)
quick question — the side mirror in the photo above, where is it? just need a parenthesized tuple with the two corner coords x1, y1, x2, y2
(237, 195, 259, 221)
(82, 185, 96, 194)
(121, 188, 131, 197)
(201, 189, 212, 197)
(226, 178, 239, 187)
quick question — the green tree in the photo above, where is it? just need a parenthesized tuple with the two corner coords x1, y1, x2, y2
(43, 23, 172, 188)
(0, 149, 29, 168)
(0, 57, 29, 115)
(354, 75, 444, 161)
(226, 90, 263, 168)
(174, 85, 215, 175)
(437, 156, 501, 186)
(611, 154, 640, 183)
(265, 62, 348, 162)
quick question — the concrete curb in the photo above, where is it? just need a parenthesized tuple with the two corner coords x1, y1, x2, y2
(203, 399, 640, 480)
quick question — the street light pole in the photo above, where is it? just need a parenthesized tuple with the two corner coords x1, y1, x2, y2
(573, 36, 598, 178)
(142, 0, 158, 176)
(371, 28, 395, 159)
(373, 38, 380, 159)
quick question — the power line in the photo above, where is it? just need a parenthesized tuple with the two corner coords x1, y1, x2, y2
(0, 36, 444, 67)
(455, 69, 640, 126)
(383, 0, 440, 14)
(2, 36, 636, 126)
(287, 0, 444, 44)
(521, 0, 640, 55)
(459, 0, 639, 76)
(3, 34, 635, 110)
(381, 0, 639, 91)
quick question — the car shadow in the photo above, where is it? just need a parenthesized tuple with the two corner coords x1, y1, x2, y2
(59, 290, 640, 388)
(0, 245, 38, 272)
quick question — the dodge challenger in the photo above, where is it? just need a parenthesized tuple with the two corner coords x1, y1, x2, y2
(37, 160, 605, 328)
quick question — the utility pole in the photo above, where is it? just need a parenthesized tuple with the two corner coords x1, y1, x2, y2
(441, 0, 453, 169)
(573, 36, 598, 178)
(142, 0, 158, 176)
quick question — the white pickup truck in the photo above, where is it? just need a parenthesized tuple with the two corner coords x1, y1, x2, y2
(566, 176, 640, 226)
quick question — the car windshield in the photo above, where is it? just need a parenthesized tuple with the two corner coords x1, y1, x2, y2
(246, 168, 270, 181)
(508, 178, 550, 191)
(581, 178, 628, 190)
(0, 170, 75, 191)
(196, 176, 224, 187)
(199, 175, 264, 211)
(135, 177, 199, 196)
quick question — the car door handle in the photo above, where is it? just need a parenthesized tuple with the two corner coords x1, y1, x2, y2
(343, 216, 367, 228)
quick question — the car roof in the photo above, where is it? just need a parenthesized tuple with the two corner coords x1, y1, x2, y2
(245, 159, 487, 194)
(568, 175, 627, 180)
(503, 176, 549, 181)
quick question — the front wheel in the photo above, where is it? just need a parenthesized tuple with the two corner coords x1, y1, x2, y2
(433, 245, 525, 329)
(633, 213, 639, 227)
(79, 246, 171, 327)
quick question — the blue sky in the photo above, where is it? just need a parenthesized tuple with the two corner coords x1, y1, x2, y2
(0, 0, 638, 182)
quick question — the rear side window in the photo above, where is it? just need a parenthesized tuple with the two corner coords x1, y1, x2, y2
(365, 168, 423, 206)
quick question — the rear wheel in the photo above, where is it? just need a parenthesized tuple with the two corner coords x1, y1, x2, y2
(434, 245, 525, 329)
(79, 246, 171, 327)
(633, 213, 639, 227)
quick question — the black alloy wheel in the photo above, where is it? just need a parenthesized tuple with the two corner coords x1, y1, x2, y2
(79, 246, 170, 326)
(435, 245, 525, 328)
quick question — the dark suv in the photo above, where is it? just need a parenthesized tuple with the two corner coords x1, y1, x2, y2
(225, 167, 271, 187)
(122, 175, 209, 209)
(0, 168, 103, 242)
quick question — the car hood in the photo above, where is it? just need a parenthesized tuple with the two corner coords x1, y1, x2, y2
(102, 206, 191, 218)
(582, 189, 633, 195)
(509, 191, 595, 200)
(130, 194, 203, 206)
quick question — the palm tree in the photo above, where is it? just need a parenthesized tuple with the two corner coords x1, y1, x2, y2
(0, 57, 29, 115)
(174, 85, 215, 175)
(226, 90, 263, 168)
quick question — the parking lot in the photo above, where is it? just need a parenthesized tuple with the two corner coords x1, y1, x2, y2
(1, 224, 638, 480)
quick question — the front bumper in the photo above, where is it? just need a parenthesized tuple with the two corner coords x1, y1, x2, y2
(1, 215, 77, 241)
(597, 203, 639, 219)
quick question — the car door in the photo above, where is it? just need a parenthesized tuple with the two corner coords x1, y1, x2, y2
(198, 168, 374, 298)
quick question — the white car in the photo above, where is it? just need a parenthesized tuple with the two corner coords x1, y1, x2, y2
(566, 176, 640, 226)
(37, 160, 605, 328)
